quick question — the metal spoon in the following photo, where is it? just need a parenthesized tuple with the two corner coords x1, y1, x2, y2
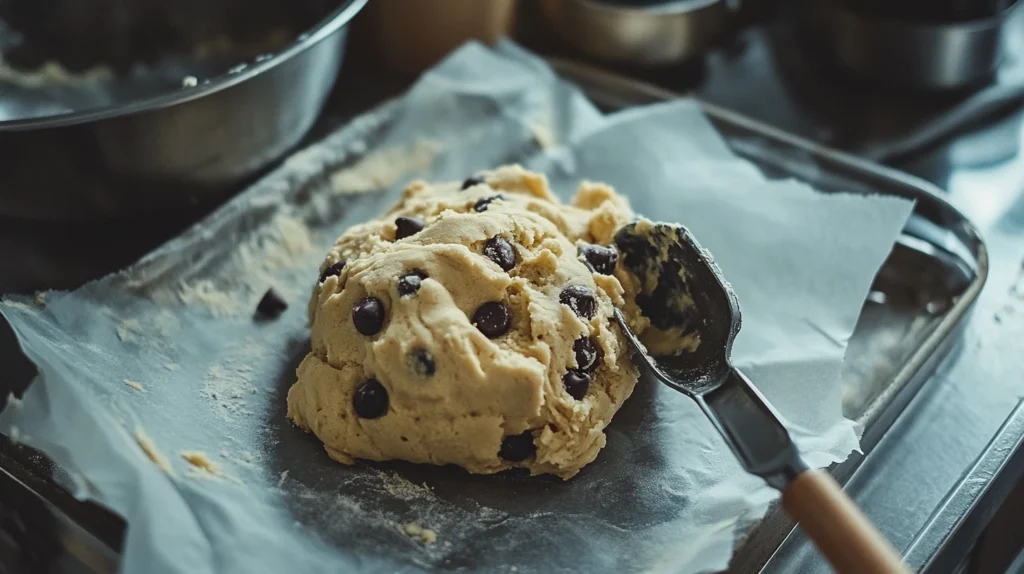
(612, 221, 910, 574)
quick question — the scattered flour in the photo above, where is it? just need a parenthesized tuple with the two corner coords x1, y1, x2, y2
(401, 522, 437, 545)
(330, 138, 442, 195)
(123, 379, 145, 392)
(116, 318, 142, 342)
(204, 364, 256, 401)
(135, 428, 173, 475)
(380, 471, 433, 500)
(278, 470, 290, 487)
(1, 299, 34, 313)
(177, 280, 243, 317)
(152, 310, 182, 337)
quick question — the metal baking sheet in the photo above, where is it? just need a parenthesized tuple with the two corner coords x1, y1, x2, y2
(0, 42, 978, 568)
(546, 59, 988, 571)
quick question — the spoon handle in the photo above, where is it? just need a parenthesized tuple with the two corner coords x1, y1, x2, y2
(782, 469, 911, 574)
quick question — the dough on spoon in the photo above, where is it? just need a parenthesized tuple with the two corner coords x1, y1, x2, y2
(287, 165, 642, 479)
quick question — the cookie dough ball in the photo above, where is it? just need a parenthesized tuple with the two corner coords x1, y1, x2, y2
(287, 165, 638, 479)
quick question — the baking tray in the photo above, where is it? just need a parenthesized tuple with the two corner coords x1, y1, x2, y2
(0, 58, 987, 572)
(549, 58, 988, 571)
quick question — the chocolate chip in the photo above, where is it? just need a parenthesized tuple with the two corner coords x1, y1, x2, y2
(472, 301, 511, 338)
(473, 195, 503, 212)
(574, 337, 600, 372)
(560, 285, 596, 319)
(395, 216, 425, 240)
(580, 244, 618, 275)
(353, 379, 388, 418)
(255, 288, 288, 318)
(319, 260, 346, 283)
(499, 431, 536, 461)
(397, 270, 428, 297)
(352, 297, 385, 336)
(483, 237, 516, 272)
(563, 370, 591, 400)
(461, 175, 485, 190)
(410, 348, 435, 377)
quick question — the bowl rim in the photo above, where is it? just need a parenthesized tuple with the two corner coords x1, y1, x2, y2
(565, 0, 726, 17)
(0, 0, 368, 132)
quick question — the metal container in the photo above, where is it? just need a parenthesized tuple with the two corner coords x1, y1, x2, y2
(0, 0, 367, 220)
(368, 0, 518, 77)
(539, 0, 732, 66)
(810, 0, 1020, 90)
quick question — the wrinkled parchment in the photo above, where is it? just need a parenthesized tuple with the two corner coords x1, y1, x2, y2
(0, 42, 913, 574)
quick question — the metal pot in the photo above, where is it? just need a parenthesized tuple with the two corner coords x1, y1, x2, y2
(0, 0, 367, 220)
(539, 0, 733, 67)
(810, 0, 1020, 90)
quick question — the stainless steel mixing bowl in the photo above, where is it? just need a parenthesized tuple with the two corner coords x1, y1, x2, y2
(0, 0, 367, 220)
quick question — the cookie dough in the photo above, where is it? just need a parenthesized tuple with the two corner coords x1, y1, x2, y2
(287, 165, 640, 479)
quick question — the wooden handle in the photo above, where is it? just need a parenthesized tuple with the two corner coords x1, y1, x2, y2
(782, 469, 912, 574)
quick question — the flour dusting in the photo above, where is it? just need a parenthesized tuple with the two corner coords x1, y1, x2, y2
(330, 138, 442, 195)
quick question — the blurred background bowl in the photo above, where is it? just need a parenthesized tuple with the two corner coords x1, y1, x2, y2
(539, 0, 733, 66)
(0, 0, 367, 220)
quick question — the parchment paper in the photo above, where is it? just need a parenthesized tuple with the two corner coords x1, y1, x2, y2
(0, 42, 914, 574)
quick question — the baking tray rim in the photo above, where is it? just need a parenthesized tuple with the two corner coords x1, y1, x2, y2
(0, 0, 368, 132)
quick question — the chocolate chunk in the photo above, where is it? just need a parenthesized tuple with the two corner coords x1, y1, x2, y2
(352, 297, 385, 336)
(473, 195, 503, 212)
(580, 244, 618, 275)
(461, 175, 485, 190)
(395, 216, 425, 240)
(397, 270, 428, 297)
(560, 285, 597, 319)
(472, 301, 511, 338)
(483, 237, 516, 272)
(563, 370, 591, 400)
(411, 348, 436, 377)
(573, 337, 600, 372)
(353, 379, 388, 418)
(499, 431, 536, 461)
(255, 288, 288, 318)
(319, 260, 346, 283)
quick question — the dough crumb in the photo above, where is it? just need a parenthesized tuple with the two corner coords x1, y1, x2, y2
(530, 122, 556, 150)
(164, 362, 180, 372)
(181, 451, 220, 475)
(135, 428, 173, 474)
(123, 379, 145, 391)
(33, 292, 46, 307)
(219, 450, 231, 458)
(277, 470, 289, 487)
(401, 522, 437, 545)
